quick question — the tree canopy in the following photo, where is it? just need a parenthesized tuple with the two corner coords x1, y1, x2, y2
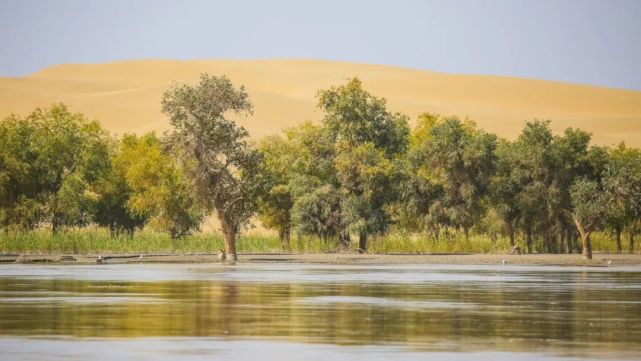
(162, 74, 265, 260)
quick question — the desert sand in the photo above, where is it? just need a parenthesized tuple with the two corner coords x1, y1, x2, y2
(1, 59, 641, 146)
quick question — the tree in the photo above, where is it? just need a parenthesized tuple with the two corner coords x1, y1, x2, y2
(603, 143, 641, 253)
(162, 74, 264, 261)
(396, 113, 444, 235)
(258, 135, 294, 249)
(548, 128, 598, 253)
(0, 113, 42, 230)
(335, 142, 400, 251)
(317, 78, 409, 251)
(124, 133, 203, 240)
(500, 121, 606, 254)
(507, 120, 557, 253)
(0, 104, 110, 232)
(291, 181, 344, 241)
(285, 123, 348, 246)
(570, 178, 609, 260)
(491, 139, 521, 247)
(94, 136, 147, 236)
(259, 122, 348, 248)
(410, 115, 496, 239)
(318, 78, 409, 156)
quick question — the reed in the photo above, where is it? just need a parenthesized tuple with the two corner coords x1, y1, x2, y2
(0, 227, 635, 255)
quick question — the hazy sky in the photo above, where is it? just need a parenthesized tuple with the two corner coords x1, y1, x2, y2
(1, 0, 640, 90)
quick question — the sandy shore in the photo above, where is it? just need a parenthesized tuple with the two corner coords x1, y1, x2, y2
(2, 252, 641, 267)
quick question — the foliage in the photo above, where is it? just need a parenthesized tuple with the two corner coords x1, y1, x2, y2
(0, 104, 110, 232)
(93, 136, 146, 235)
(407, 115, 496, 238)
(121, 133, 203, 240)
(315, 77, 409, 250)
(335, 142, 399, 239)
(603, 143, 641, 251)
(317, 77, 409, 156)
(257, 135, 294, 248)
(162, 74, 265, 260)
(570, 178, 609, 259)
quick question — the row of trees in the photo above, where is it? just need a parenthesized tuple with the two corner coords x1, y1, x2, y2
(1, 74, 640, 260)
(0, 107, 202, 239)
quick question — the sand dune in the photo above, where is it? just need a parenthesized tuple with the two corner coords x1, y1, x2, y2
(1, 59, 640, 146)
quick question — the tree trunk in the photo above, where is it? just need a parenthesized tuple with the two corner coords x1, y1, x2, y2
(358, 232, 367, 253)
(170, 231, 177, 253)
(339, 231, 350, 250)
(279, 227, 291, 251)
(221, 218, 237, 262)
(526, 228, 532, 254)
(566, 230, 573, 254)
(52, 216, 59, 235)
(508, 226, 515, 248)
(615, 226, 622, 254)
(544, 234, 552, 254)
(559, 231, 566, 254)
(630, 232, 635, 254)
(582, 233, 592, 260)
(574, 218, 592, 260)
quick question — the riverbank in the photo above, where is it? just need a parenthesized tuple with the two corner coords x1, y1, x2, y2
(2, 252, 640, 267)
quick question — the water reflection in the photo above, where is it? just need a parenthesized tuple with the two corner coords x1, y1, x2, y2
(0, 264, 640, 360)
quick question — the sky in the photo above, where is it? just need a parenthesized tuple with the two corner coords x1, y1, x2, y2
(1, 0, 640, 90)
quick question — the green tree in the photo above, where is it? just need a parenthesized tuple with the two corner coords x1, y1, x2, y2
(570, 178, 609, 259)
(0, 104, 110, 232)
(509, 120, 557, 253)
(0, 113, 42, 230)
(123, 133, 203, 240)
(491, 138, 521, 247)
(162, 74, 264, 261)
(317, 78, 410, 251)
(318, 78, 409, 156)
(603, 143, 641, 253)
(258, 135, 295, 249)
(291, 182, 344, 241)
(286, 123, 347, 246)
(548, 128, 600, 253)
(94, 136, 147, 236)
(410, 115, 496, 239)
(396, 113, 443, 235)
(335, 142, 401, 251)
(260, 122, 347, 247)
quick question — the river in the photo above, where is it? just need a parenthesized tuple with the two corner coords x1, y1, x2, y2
(0, 263, 640, 360)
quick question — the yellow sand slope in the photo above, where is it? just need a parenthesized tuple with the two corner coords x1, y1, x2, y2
(1, 59, 640, 146)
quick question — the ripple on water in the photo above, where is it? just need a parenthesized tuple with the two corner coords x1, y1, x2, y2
(296, 296, 477, 310)
(0, 263, 640, 360)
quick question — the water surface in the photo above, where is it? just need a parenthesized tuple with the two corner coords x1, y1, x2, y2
(0, 263, 640, 360)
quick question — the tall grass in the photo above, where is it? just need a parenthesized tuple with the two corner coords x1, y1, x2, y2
(591, 232, 640, 254)
(367, 232, 511, 254)
(0, 228, 281, 254)
(0, 227, 636, 255)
